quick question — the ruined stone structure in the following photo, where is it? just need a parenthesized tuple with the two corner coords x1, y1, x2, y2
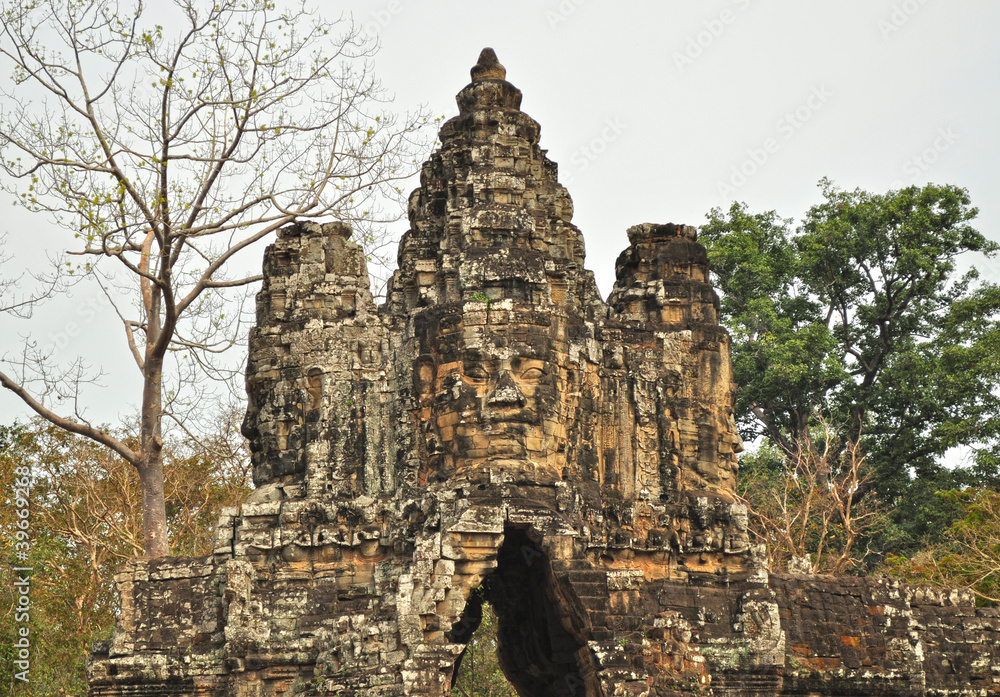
(89, 50, 1000, 697)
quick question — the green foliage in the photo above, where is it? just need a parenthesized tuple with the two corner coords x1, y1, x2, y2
(881, 488, 1000, 603)
(0, 423, 99, 695)
(469, 292, 493, 310)
(0, 416, 251, 694)
(704, 180, 1000, 560)
(450, 601, 516, 697)
(701, 202, 845, 445)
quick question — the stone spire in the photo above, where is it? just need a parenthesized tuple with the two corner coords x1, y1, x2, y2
(241, 222, 391, 495)
(383, 48, 604, 321)
(382, 49, 608, 491)
(469, 47, 506, 81)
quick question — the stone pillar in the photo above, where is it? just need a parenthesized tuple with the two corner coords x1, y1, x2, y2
(242, 221, 390, 497)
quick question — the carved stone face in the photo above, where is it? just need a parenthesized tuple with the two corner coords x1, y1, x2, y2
(414, 310, 579, 485)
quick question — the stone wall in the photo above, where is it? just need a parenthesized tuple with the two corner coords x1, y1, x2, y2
(89, 49, 1000, 697)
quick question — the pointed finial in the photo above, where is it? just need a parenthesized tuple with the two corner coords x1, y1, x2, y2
(471, 48, 506, 82)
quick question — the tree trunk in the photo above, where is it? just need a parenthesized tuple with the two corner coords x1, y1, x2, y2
(138, 457, 169, 557)
(139, 353, 169, 557)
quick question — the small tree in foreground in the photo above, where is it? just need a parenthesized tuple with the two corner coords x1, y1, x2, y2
(450, 600, 516, 697)
(0, 0, 429, 555)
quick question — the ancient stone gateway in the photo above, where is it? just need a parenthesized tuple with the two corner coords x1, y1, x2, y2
(89, 49, 1000, 697)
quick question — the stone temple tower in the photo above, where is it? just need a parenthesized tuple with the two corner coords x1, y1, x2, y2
(89, 49, 1000, 697)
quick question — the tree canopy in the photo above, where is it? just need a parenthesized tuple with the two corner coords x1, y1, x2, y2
(0, 413, 250, 694)
(701, 180, 1000, 561)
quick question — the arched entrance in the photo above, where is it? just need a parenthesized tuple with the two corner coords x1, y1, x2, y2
(448, 526, 599, 697)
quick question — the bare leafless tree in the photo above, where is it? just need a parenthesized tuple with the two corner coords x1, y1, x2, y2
(0, 0, 429, 555)
(739, 418, 884, 574)
(0, 233, 65, 316)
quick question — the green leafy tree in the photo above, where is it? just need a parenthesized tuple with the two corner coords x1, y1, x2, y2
(703, 180, 1000, 560)
(0, 0, 428, 556)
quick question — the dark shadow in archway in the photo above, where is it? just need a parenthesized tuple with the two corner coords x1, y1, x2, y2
(448, 526, 597, 697)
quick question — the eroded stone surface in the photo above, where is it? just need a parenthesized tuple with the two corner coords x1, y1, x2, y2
(89, 49, 1000, 697)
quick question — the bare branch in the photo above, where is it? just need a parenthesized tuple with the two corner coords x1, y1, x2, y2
(0, 369, 139, 466)
(202, 274, 263, 289)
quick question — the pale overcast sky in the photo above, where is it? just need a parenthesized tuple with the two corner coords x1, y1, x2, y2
(2, 1, 998, 426)
(352, 0, 1000, 291)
